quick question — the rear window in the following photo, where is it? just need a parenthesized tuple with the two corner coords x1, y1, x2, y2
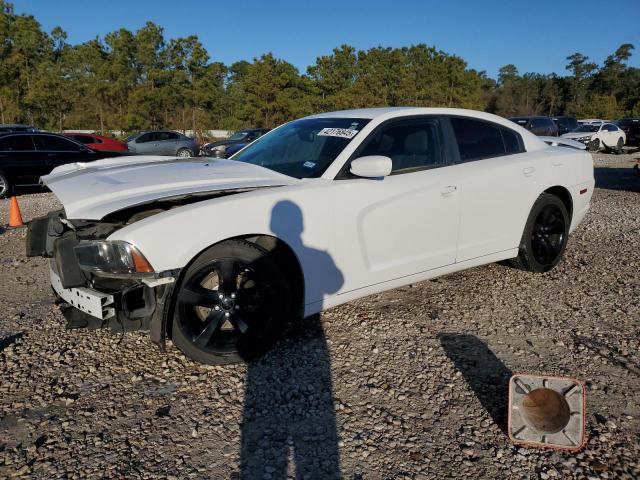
(72, 135, 99, 144)
(450, 117, 524, 161)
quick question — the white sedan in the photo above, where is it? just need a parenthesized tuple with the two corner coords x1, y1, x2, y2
(27, 108, 594, 364)
(562, 122, 626, 152)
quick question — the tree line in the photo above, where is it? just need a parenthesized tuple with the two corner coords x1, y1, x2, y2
(1, 0, 638, 136)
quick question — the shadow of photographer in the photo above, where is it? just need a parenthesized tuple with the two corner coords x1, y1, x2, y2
(239, 200, 343, 479)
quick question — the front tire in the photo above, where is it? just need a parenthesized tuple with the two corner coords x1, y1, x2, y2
(171, 240, 292, 364)
(589, 138, 600, 151)
(510, 193, 570, 273)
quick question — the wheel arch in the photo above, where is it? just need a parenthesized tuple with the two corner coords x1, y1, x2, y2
(543, 185, 573, 221)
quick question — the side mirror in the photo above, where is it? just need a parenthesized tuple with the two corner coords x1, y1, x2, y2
(349, 155, 392, 178)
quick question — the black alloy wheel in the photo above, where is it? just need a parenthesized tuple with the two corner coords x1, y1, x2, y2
(171, 240, 292, 364)
(530, 204, 566, 266)
(510, 193, 570, 273)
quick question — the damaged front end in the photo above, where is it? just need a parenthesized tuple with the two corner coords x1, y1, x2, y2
(26, 210, 178, 349)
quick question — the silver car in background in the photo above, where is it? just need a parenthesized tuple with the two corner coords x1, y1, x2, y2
(126, 130, 199, 157)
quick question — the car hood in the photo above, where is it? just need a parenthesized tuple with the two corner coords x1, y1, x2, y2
(41, 156, 298, 220)
(205, 139, 242, 148)
(561, 132, 594, 139)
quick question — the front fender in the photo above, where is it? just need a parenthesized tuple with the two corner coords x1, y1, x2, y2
(108, 182, 343, 306)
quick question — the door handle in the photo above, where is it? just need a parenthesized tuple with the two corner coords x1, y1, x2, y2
(47, 153, 57, 157)
(523, 167, 536, 177)
(440, 185, 458, 197)
(552, 161, 563, 167)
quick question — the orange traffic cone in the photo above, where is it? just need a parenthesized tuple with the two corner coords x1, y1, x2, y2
(8, 196, 25, 228)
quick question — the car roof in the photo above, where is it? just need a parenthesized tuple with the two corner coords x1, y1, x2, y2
(307, 107, 543, 123)
(0, 131, 78, 138)
(305, 107, 547, 152)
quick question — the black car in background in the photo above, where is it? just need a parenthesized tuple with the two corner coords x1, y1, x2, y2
(201, 128, 270, 158)
(508, 116, 559, 136)
(551, 116, 578, 135)
(615, 118, 640, 146)
(0, 132, 124, 197)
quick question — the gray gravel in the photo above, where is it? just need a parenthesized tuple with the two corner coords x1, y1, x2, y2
(0, 152, 639, 479)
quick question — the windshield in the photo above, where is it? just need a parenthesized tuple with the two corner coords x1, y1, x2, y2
(572, 125, 599, 133)
(228, 131, 249, 141)
(232, 117, 370, 178)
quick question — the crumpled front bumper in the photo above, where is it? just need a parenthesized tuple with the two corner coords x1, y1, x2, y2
(26, 211, 178, 348)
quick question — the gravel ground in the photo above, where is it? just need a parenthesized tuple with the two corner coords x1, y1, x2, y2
(0, 152, 638, 479)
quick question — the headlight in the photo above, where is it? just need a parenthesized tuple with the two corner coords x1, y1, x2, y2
(74, 241, 154, 275)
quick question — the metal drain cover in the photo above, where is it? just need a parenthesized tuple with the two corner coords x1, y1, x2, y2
(508, 374, 586, 451)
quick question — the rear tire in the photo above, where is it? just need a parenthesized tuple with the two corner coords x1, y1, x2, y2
(171, 239, 293, 365)
(0, 172, 11, 198)
(510, 193, 570, 273)
(616, 137, 624, 154)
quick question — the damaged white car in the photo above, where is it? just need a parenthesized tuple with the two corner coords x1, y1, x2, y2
(562, 122, 626, 152)
(27, 108, 594, 364)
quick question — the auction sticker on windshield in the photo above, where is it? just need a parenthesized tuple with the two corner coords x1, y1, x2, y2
(317, 128, 359, 139)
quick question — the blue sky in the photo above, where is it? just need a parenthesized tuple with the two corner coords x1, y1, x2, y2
(12, 0, 640, 78)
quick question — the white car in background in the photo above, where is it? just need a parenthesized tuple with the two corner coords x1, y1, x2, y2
(27, 108, 594, 365)
(562, 122, 626, 152)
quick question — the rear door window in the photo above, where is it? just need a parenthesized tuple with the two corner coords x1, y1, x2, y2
(501, 128, 522, 153)
(450, 117, 524, 161)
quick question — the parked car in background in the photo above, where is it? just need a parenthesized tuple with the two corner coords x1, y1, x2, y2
(561, 123, 626, 152)
(615, 118, 640, 147)
(551, 116, 578, 136)
(0, 124, 38, 133)
(201, 128, 270, 158)
(0, 132, 125, 197)
(126, 130, 199, 157)
(64, 133, 128, 152)
(508, 116, 558, 136)
(28, 107, 594, 365)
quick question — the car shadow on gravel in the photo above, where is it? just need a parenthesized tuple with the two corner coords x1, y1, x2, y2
(594, 167, 640, 193)
(439, 333, 512, 434)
